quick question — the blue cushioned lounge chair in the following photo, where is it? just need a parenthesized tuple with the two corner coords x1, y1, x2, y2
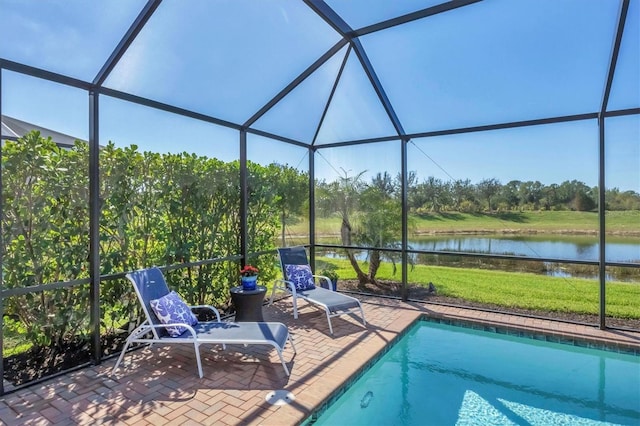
(111, 267, 295, 378)
(269, 246, 366, 335)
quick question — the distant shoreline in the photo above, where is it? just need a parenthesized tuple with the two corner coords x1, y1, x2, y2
(303, 229, 640, 238)
(293, 210, 640, 238)
(410, 229, 640, 237)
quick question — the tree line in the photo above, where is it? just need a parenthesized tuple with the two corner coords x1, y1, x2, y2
(318, 171, 640, 215)
(407, 175, 640, 213)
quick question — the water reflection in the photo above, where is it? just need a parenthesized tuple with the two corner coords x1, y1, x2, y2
(320, 236, 639, 262)
(409, 235, 638, 263)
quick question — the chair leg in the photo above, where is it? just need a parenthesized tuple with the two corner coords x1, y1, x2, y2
(287, 334, 297, 354)
(194, 342, 203, 378)
(359, 305, 367, 326)
(111, 338, 132, 376)
(276, 348, 290, 376)
(325, 309, 334, 335)
(292, 296, 299, 319)
(269, 285, 277, 306)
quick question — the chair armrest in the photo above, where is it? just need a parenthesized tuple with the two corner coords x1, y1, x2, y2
(274, 278, 297, 295)
(313, 274, 332, 289)
(190, 304, 221, 322)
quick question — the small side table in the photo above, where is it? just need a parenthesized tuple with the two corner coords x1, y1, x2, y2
(230, 285, 267, 322)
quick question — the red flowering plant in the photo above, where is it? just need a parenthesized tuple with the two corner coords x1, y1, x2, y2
(240, 265, 259, 277)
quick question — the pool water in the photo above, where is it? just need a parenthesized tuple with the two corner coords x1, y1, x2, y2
(311, 321, 640, 425)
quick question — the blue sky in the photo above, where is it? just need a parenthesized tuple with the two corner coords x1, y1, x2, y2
(1, 0, 638, 191)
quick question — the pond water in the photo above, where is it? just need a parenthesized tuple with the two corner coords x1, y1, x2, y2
(408, 235, 640, 263)
(318, 235, 640, 280)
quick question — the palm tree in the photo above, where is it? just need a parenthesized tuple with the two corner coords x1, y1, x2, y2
(318, 169, 406, 287)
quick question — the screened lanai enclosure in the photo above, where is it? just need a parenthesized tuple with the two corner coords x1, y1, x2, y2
(0, 0, 638, 393)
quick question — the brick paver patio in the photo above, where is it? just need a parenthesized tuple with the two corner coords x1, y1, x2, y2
(1, 296, 638, 425)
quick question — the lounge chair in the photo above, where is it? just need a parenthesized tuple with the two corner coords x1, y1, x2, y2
(269, 246, 366, 335)
(111, 267, 295, 378)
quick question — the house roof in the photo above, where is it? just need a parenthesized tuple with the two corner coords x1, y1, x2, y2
(1, 115, 84, 148)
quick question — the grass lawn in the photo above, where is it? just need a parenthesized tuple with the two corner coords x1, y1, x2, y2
(292, 210, 640, 236)
(319, 257, 640, 320)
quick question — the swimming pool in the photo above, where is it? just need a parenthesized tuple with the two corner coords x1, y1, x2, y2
(309, 320, 640, 425)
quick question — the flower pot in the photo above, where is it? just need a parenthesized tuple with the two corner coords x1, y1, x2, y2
(241, 275, 258, 291)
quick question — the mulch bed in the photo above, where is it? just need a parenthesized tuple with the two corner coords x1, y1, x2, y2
(3, 334, 128, 386)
